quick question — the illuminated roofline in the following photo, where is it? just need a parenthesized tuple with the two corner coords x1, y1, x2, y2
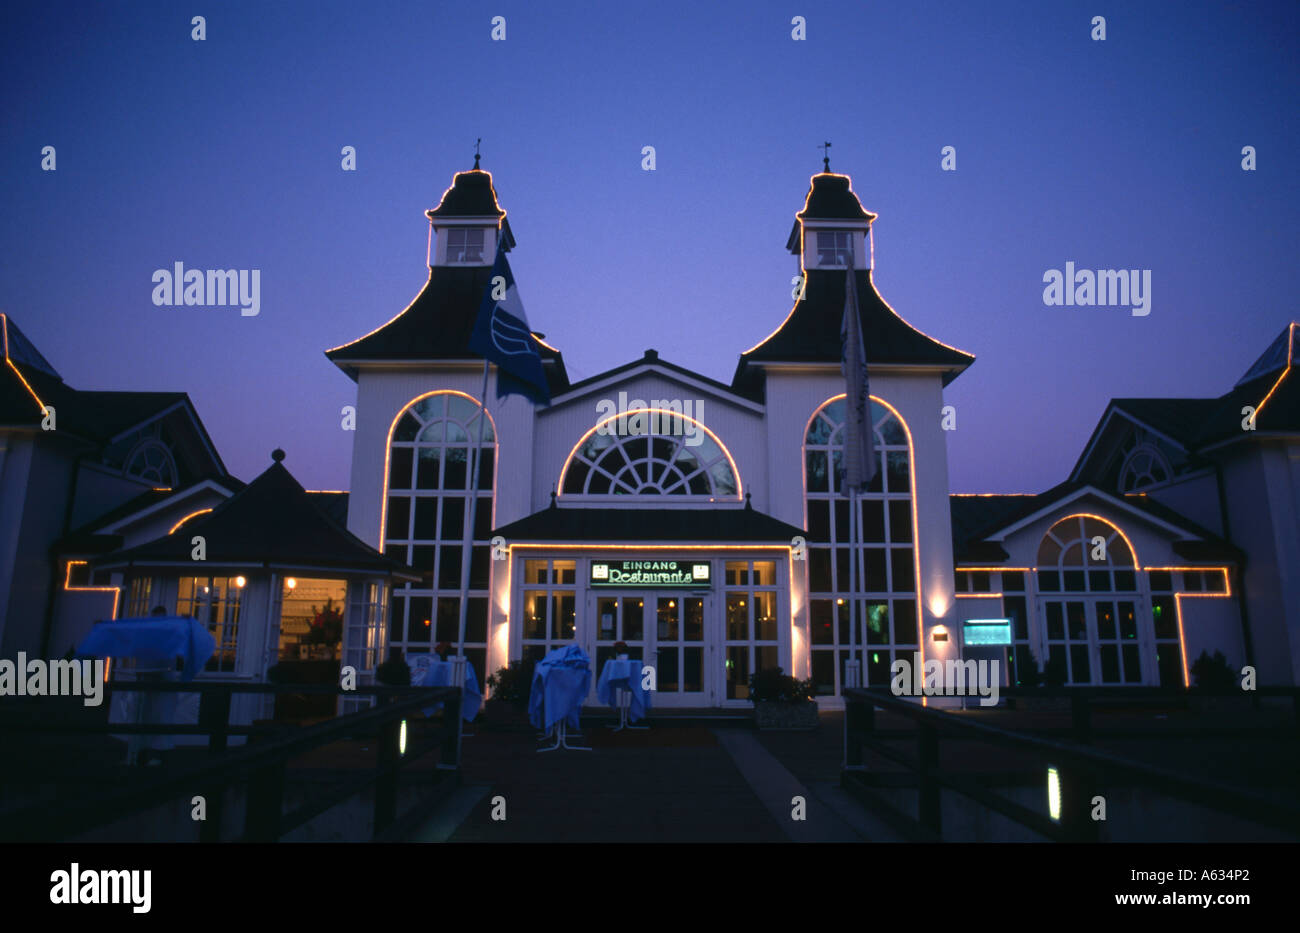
(1, 312, 49, 416)
(169, 508, 214, 535)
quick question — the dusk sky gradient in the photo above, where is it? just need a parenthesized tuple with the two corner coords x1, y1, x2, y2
(3, 0, 1296, 493)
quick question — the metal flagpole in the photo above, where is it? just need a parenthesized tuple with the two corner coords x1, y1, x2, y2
(454, 226, 500, 661)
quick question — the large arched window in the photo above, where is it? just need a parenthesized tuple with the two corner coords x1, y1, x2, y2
(560, 411, 739, 498)
(803, 396, 917, 694)
(383, 391, 495, 684)
(1035, 515, 1146, 685)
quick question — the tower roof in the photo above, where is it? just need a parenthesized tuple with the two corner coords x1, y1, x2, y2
(786, 173, 877, 251)
(426, 169, 506, 219)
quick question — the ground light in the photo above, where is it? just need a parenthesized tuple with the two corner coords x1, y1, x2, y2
(399, 720, 407, 756)
(1047, 767, 1062, 821)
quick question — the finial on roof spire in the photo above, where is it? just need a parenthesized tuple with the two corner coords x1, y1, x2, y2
(819, 141, 832, 173)
(272, 448, 285, 463)
(474, 137, 482, 171)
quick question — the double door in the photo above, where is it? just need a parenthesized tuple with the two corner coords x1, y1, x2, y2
(1040, 597, 1146, 685)
(585, 592, 715, 706)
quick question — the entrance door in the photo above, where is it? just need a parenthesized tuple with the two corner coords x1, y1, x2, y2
(1041, 597, 1146, 685)
(586, 591, 715, 707)
(649, 593, 712, 706)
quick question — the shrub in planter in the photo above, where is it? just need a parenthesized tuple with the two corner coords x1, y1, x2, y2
(376, 655, 411, 686)
(749, 667, 818, 730)
(486, 658, 536, 707)
(1191, 650, 1236, 691)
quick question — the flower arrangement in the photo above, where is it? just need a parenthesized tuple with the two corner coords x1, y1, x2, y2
(304, 599, 343, 648)
(612, 641, 629, 656)
(435, 641, 452, 661)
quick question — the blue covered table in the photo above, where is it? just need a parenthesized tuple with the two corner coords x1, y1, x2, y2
(597, 657, 651, 730)
(409, 656, 482, 721)
(76, 616, 216, 765)
(528, 644, 592, 752)
(77, 616, 215, 681)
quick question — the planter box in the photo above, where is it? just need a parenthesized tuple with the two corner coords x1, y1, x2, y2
(754, 700, 819, 731)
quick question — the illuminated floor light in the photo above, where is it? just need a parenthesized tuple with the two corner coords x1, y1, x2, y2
(1047, 767, 1062, 821)
(399, 719, 407, 756)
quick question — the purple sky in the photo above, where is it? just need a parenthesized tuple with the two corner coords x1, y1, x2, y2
(3, 1, 1297, 493)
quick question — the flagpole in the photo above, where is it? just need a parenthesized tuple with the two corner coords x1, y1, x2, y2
(455, 232, 499, 661)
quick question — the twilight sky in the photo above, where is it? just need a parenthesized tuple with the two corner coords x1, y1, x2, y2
(2, 0, 1296, 493)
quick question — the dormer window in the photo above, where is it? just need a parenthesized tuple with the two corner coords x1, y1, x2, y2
(445, 228, 485, 264)
(817, 231, 853, 266)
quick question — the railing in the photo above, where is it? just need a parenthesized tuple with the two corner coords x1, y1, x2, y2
(0, 680, 462, 843)
(842, 686, 1300, 842)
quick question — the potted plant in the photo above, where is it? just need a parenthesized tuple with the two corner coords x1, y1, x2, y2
(376, 652, 412, 686)
(749, 667, 818, 731)
(1017, 653, 1073, 712)
(613, 641, 629, 659)
(1189, 650, 1248, 713)
(484, 657, 536, 730)
(434, 641, 452, 662)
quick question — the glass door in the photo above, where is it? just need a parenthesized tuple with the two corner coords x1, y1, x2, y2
(589, 593, 648, 692)
(650, 594, 711, 706)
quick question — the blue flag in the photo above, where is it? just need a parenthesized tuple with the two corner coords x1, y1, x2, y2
(468, 244, 551, 404)
(840, 251, 876, 494)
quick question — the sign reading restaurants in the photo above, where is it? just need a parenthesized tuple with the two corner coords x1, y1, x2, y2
(590, 560, 710, 588)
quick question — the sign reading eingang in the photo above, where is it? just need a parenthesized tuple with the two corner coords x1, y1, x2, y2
(589, 560, 710, 588)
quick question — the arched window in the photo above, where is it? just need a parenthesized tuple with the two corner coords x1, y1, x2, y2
(803, 396, 917, 694)
(1118, 443, 1171, 492)
(560, 412, 739, 498)
(125, 438, 177, 486)
(1036, 515, 1145, 685)
(384, 392, 495, 684)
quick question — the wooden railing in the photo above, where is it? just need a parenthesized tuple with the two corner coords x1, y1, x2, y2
(0, 680, 462, 843)
(842, 686, 1300, 842)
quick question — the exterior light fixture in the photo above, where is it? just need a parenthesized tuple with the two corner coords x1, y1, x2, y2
(235, 576, 247, 588)
(1047, 767, 1061, 822)
(286, 577, 297, 590)
(931, 625, 948, 643)
(399, 719, 407, 756)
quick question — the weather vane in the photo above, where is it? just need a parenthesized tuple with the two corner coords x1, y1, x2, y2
(474, 138, 482, 170)
(819, 141, 831, 173)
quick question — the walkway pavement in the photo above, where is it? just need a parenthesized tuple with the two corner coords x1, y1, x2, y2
(416, 721, 871, 843)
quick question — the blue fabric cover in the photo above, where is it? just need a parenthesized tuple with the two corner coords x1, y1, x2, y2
(77, 616, 216, 682)
(528, 643, 592, 730)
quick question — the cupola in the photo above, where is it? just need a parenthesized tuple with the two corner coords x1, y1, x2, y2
(785, 171, 877, 272)
(425, 158, 515, 267)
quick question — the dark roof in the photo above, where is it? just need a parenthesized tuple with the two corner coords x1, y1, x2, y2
(1106, 364, 1298, 452)
(733, 268, 974, 397)
(949, 482, 1241, 564)
(324, 264, 569, 390)
(1104, 398, 1216, 448)
(97, 454, 414, 577)
(426, 170, 506, 219)
(558, 348, 754, 404)
(494, 503, 805, 543)
(1236, 323, 1296, 386)
(306, 490, 349, 526)
(797, 173, 877, 222)
(61, 475, 246, 544)
(1, 316, 225, 474)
